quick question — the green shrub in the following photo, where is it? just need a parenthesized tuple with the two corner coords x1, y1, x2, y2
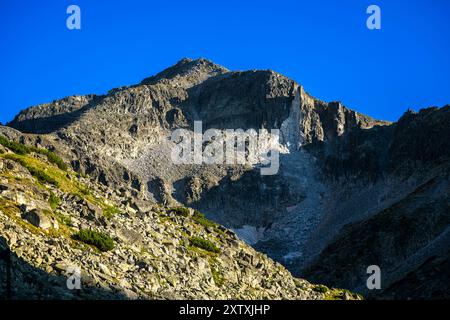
(0, 135, 30, 155)
(72, 229, 115, 252)
(0, 149, 4, 154)
(313, 285, 329, 294)
(39, 149, 68, 171)
(189, 236, 220, 253)
(170, 207, 190, 217)
(192, 210, 216, 228)
(29, 146, 68, 171)
(49, 192, 61, 210)
(27, 165, 59, 186)
(211, 267, 225, 286)
(103, 204, 121, 218)
(79, 186, 91, 196)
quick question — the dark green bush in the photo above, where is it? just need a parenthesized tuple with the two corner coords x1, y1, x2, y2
(39, 149, 68, 171)
(189, 236, 220, 253)
(192, 210, 216, 228)
(29, 146, 68, 171)
(27, 165, 59, 186)
(0, 135, 30, 155)
(170, 206, 190, 217)
(72, 229, 115, 252)
(0, 136, 67, 170)
(313, 285, 329, 293)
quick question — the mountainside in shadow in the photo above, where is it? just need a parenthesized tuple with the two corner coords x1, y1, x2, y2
(3, 58, 450, 299)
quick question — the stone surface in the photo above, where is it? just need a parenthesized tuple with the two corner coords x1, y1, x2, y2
(21, 209, 52, 230)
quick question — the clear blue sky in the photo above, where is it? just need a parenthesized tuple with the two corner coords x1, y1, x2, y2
(1, 0, 449, 124)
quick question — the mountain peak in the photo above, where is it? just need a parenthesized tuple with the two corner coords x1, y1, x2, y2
(140, 57, 229, 86)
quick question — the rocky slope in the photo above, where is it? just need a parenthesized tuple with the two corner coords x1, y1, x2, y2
(4, 58, 450, 299)
(0, 135, 357, 300)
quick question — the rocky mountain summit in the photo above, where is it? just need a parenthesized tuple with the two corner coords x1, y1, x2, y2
(3, 58, 450, 299)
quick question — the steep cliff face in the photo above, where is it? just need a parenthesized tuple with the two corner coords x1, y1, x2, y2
(5, 58, 449, 299)
(303, 167, 450, 299)
(302, 106, 450, 299)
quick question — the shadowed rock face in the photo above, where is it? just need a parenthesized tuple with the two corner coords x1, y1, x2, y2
(301, 106, 450, 299)
(8, 95, 104, 134)
(5, 58, 450, 299)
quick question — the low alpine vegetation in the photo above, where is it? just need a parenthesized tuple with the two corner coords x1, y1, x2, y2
(192, 210, 216, 228)
(72, 229, 115, 252)
(0, 135, 67, 170)
(189, 236, 220, 253)
(4, 154, 60, 187)
(28, 166, 59, 186)
(34, 148, 68, 171)
(170, 206, 190, 217)
(313, 285, 329, 294)
(102, 204, 121, 218)
(211, 266, 225, 286)
(49, 192, 61, 210)
(0, 135, 29, 155)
